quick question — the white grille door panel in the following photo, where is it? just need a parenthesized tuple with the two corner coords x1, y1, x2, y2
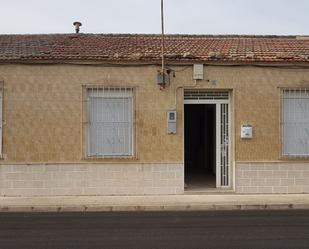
(220, 103, 229, 186)
(184, 90, 229, 100)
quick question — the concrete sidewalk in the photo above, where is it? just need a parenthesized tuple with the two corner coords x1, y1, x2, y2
(1, 194, 309, 212)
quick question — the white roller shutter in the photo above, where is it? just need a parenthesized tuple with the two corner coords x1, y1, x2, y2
(283, 89, 309, 156)
(87, 88, 133, 157)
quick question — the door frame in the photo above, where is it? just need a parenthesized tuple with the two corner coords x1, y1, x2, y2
(184, 91, 232, 189)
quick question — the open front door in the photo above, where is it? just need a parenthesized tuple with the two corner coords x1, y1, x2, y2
(184, 90, 231, 190)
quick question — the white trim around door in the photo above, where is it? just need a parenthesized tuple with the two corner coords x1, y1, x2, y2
(184, 90, 232, 189)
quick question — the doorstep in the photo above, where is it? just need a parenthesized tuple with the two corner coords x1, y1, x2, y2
(185, 190, 235, 195)
(184, 185, 235, 195)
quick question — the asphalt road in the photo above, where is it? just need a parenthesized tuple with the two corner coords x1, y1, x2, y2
(0, 210, 308, 249)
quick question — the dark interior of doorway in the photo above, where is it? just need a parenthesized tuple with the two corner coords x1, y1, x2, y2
(184, 104, 216, 190)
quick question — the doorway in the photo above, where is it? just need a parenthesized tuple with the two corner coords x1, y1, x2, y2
(184, 90, 231, 190)
(185, 104, 216, 189)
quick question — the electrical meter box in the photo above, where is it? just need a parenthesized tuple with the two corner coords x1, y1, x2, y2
(157, 71, 169, 85)
(193, 64, 204, 80)
(167, 110, 177, 134)
(241, 124, 253, 139)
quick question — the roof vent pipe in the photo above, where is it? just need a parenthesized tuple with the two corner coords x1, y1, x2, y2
(73, 21, 82, 33)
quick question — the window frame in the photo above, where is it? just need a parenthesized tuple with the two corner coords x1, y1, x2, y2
(83, 86, 135, 159)
(0, 86, 2, 158)
(281, 87, 309, 158)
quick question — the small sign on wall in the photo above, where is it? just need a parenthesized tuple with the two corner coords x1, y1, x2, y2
(241, 124, 253, 139)
(167, 110, 177, 134)
(193, 64, 204, 80)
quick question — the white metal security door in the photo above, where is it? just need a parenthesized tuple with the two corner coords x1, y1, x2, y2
(218, 103, 229, 187)
(184, 90, 231, 188)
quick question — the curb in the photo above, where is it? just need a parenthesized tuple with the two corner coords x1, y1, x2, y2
(1, 203, 309, 212)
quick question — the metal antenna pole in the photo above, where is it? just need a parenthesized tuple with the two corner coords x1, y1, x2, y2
(161, 0, 165, 77)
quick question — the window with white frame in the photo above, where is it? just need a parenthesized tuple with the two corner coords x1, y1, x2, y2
(0, 88, 2, 157)
(282, 88, 309, 156)
(87, 87, 133, 157)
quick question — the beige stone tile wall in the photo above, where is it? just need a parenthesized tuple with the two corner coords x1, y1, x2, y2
(1, 64, 309, 195)
(1, 64, 309, 162)
(0, 163, 184, 196)
(0, 64, 186, 163)
(236, 162, 309, 193)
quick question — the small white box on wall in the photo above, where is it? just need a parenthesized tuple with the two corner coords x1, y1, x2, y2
(193, 64, 204, 80)
(241, 124, 253, 139)
(167, 110, 177, 134)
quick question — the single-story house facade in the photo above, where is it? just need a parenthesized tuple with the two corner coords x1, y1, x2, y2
(0, 33, 309, 196)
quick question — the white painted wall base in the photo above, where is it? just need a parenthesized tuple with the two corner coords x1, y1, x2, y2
(4, 161, 308, 196)
(236, 162, 309, 193)
(0, 163, 184, 196)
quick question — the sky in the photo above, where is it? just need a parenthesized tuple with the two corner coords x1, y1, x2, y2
(0, 0, 308, 35)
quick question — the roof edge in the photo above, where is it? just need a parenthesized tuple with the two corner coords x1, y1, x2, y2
(2, 59, 309, 68)
(0, 33, 303, 39)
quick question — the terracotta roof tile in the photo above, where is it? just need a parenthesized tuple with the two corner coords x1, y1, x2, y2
(0, 34, 309, 63)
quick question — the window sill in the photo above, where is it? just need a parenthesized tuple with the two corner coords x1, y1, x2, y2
(82, 156, 138, 161)
(280, 155, 309, 161)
